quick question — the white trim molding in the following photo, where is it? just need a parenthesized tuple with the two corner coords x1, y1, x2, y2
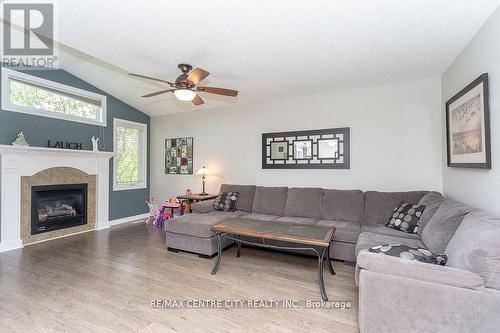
(1, 67, 107, 127)
(0, 144, 114, 252)
(113, 118, 148, 191)
(110, 213, 149, 227)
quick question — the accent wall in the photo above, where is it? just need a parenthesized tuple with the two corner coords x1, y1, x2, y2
(0, 67, 150, 220)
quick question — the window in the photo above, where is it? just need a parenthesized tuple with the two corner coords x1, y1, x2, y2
(113, 118, 147, 191)
(1, 68, 106, 126)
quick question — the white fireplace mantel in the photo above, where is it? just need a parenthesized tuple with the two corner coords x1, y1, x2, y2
(0, 144, 114, 252)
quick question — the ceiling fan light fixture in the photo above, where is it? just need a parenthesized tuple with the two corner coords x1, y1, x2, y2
(174, 89, 196, 101)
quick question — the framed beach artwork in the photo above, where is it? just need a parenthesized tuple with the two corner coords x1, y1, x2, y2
(446, 73, 491, 169)
(165, 137, 193, 174)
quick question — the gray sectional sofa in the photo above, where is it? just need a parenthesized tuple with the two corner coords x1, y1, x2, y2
(165, 184, 500, 332)
(356, 209, 500, 332)
(165, 184, 431, 261)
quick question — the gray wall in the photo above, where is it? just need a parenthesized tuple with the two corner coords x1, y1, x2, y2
(0, 67, 150, 220)
(442, 6, 500, 217)
(151, 77, 442, 201)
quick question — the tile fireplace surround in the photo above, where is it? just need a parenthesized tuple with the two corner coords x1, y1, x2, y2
(0, 144, 114, 252)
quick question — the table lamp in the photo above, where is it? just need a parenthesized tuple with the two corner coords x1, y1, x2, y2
(196, 166, 210, 195)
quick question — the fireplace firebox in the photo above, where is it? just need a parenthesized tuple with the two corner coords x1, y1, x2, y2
(31, 184, 88, 235)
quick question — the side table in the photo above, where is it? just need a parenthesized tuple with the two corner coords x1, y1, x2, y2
(177, 194, 218, 213)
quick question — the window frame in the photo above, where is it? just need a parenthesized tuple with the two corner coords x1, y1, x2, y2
(113, 118, 148, 192)
(1, 67, 107, 127)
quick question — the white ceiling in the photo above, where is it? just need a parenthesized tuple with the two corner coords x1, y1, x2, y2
(52, 0, 500, 116)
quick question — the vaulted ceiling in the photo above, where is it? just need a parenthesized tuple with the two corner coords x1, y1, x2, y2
(52, 0, 500, 116)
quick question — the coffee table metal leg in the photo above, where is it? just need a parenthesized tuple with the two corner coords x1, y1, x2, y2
(326, 244, 336, 275)
(236, 235, 241, 258)
(318, 247, 328, 301)
(211, 233, 222, 275)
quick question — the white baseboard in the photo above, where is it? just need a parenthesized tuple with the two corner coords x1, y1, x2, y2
(0, 214, 148, 253)
(110, 213, 149, 226)
(0, 238, 23, 253)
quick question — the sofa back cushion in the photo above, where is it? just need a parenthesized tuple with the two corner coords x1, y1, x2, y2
(417, 191, 444, 236)
(219, 184, 256, 212)
(251, 186, 288, 216)
(322, 189, 364, 223)
(445, 211, 500, 290)
(363, 191, 428, 225)
(284, 188, 323, 219)
(421, 200, 475, 254)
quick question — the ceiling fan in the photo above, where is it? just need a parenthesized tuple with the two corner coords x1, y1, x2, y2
(129, 64, 238, 105)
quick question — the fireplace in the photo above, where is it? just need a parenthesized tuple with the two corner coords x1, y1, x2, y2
(31, 184, 88, 235)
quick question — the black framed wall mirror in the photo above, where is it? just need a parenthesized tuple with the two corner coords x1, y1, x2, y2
(262, 127, 350, 169)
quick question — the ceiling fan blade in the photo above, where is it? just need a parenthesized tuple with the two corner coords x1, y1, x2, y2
(142, 89, 174, 97)
(192, 94, 204, 106)
(197, 86, 238, 97)
(187, 68, 210, 84)
(129, 73, 175, 87)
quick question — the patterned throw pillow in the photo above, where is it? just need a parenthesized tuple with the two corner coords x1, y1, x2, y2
(369, 244, 447, 265)
(213, 192, 239, 212)
(386, 202, 426, 234)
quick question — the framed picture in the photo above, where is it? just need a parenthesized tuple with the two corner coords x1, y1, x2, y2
(165, 137, 193, 174)
(262, 127, 350, 169)
(446, 73, 491, 169)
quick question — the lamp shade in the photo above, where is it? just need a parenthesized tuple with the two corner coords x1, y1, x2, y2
(196, 166, 210, 176)
(174, 89, 196, 101)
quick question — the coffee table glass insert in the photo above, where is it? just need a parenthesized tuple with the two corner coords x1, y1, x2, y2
(210, 218, 336, 300)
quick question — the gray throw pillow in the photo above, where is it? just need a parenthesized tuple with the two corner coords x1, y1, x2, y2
(445, 211, 500, 290)
(417, 191, 444, 236)
(386, 202, 426, 234)
(213, 192, 238, 212)
(369, 244, 447, 265)
(421, 200, 475, 254)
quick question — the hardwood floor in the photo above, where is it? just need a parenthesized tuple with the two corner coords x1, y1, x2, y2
(0, 221, 359, 332)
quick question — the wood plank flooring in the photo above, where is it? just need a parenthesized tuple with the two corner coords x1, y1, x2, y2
(0, 221, 359, 332)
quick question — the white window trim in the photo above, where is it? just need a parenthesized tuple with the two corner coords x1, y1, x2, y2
(1, 67, 107, 127)
(113, 118, 148, 191)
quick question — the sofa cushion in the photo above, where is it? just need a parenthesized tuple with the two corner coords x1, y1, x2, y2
(275, 216, 317, 224)
(364, 191, 428, 225)
(355, 231, 425, 258)
(252, 186, 288, 215)
(317, 220, 360, 243)
(322, 189, 364, 222)
(421, 200, 475, 254)
(164, 211, 246, 238)
(220, 184, 256, 212)
(417, 191, 444, 236)
(191, 199, 216, 213)
(240, 213, 280, 221)
(284, 187, 323, 219)
(386, 202, 426, 234)
(361, 225, 421, 240)
(445, 211, 500, 290)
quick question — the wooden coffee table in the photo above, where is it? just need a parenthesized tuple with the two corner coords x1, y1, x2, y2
(210, 218, 336, 300)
